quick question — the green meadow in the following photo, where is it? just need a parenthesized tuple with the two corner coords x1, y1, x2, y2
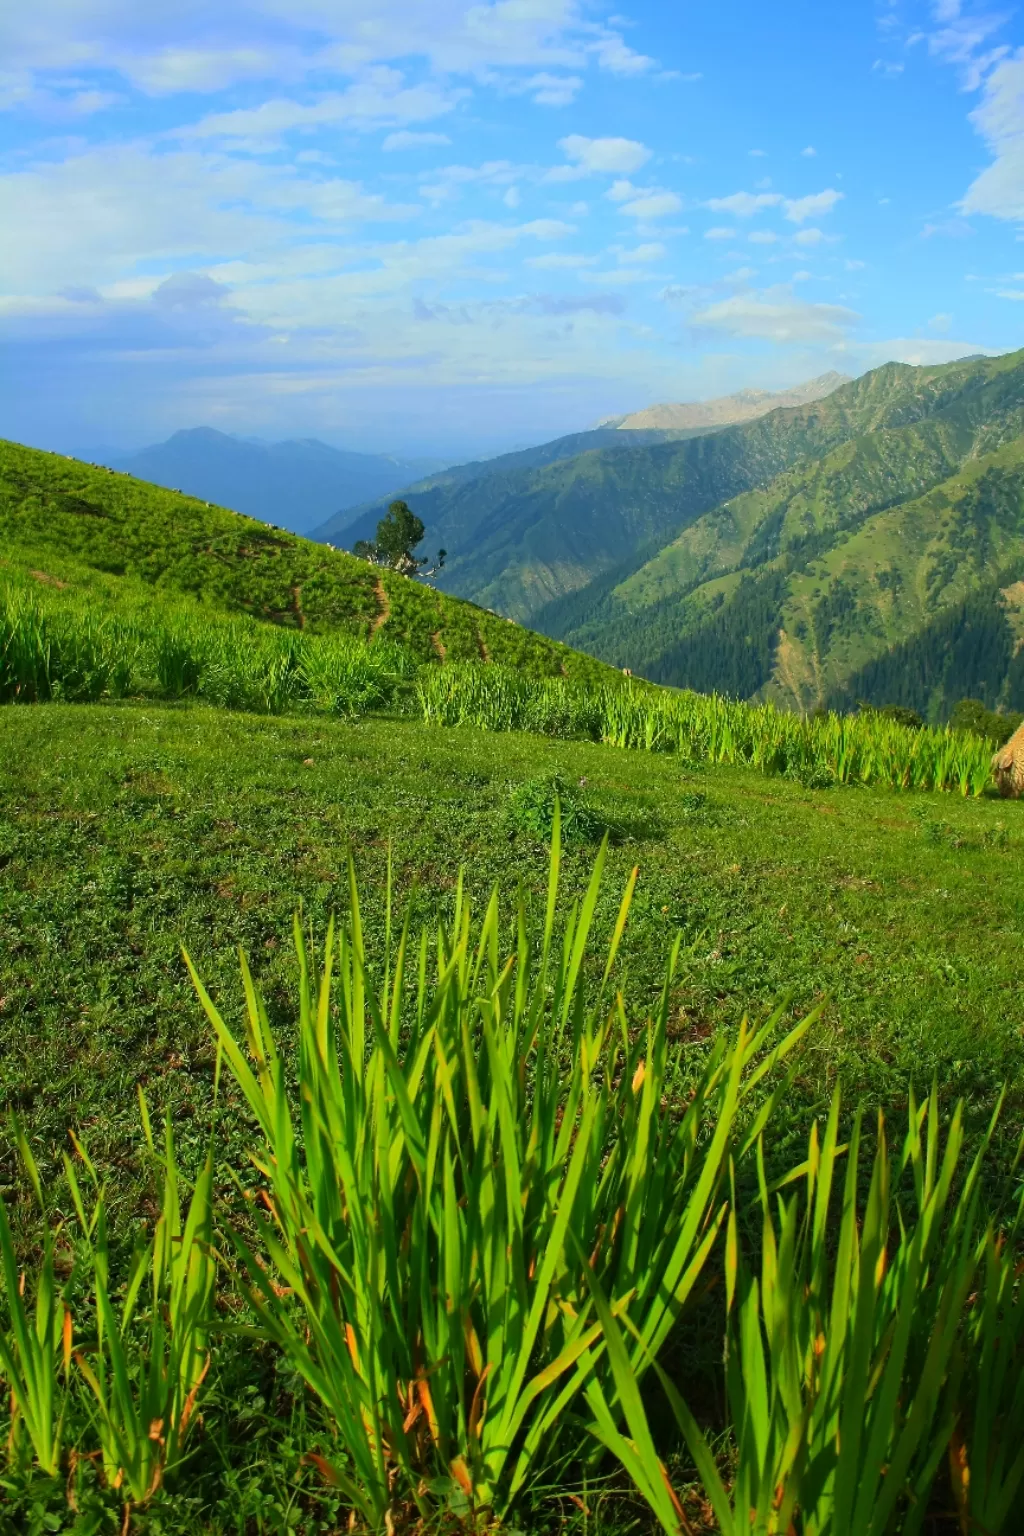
(2, 440, 1024, 1535)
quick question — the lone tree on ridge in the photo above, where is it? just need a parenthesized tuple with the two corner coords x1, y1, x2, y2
(353, 500, 446, 578)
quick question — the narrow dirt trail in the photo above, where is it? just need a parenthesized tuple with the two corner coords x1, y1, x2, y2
(369, 577, 391, 637)
(477, 628, 491, 662)
(290, 585, 306, 629)
(431, 631, 447, 660)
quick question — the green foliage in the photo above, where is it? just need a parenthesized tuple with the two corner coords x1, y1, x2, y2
(0, 587, 418, 717)
(506, 773, 606, 842)
(588, 1089, 1024, 1536)
(834, 595, 1017, 721)
(948, 696, 1022, 745)
(352, 498, 433, 572)
(185, 834, 811, 1520)
(859, 703, 926, 731)
(0, 1130, 71, 1477)
(68, 1103, 215, 1504)
(418, 664, 996, 796)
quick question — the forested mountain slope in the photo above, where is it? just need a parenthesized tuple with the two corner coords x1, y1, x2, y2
(333, 351, 1024, 627)
(0, 439, 608, 678)
(545, 349, 1024, 719)
(313, 422, 683, 547)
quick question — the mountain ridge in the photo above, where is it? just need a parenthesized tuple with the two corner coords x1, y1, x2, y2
(109, 428, 445, 537)
(546, 348, 1024, 719)
(598, 371, 851, 431)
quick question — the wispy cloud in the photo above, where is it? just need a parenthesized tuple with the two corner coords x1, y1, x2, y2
(706, 190, 782, 217)
(691, 285, 859, 341)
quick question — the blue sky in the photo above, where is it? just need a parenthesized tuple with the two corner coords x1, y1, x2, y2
(3, 1, 1024, 459)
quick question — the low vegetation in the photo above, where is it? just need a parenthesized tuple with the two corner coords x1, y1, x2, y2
(417, 664, 997, 796)
(1, 820, 1022, 1532)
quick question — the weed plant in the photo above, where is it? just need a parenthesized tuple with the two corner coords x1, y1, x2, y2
(0, 587, 416, 717)
(418, 664, 997, 796)
(590, 1090, 1024, 1535)
(506, 772, 606, 842)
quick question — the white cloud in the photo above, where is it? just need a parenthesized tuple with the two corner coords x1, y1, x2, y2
(706, 190, 783, 217)
(784, 188, 843, 223)
(792, 269, 811, 281)
(748, 230, 779, 244)
(993, 288, 1024, 299)
(616, 242, 666, 262)
(925, 2, 1010, 90)
(579, 266, 654, 285)
(419, 159, 524, 204)
(691, 285, 859, 342)
(589, 33, 656, 75)
(749, 148, 767, 157)
(179, 71, 464, 147)
(518, 218, 575, 240)
(0, 143, 417, 291)
(521, 72, 582, 106)
(606, 178, 640, 202)
(794, 227, 828, 246)
(872, 59, 905, 77)
(619, 191, 682, 219)
(382, 130, 452, 151)
(801, 145, 816, 157)
(503, 185, 521, 208)
(845, 257, 866, 269)
(929, 311, 953, 329)
(961, 51, 1024, 220)
(524, 251, 597, 269)
(0, 1, 664, 96)
(705, 226, 737, 240)
(921, 217, 973, 237)
(555, 134, 652, 176)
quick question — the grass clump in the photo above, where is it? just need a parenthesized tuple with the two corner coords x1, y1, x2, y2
(506, 773, 606, 843)
(594, 1089, 1024, 1535)
(419, 664, 997, 796)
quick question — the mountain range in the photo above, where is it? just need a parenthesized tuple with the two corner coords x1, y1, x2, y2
(327, 351, 1024, 721)
(107, 428, 445, 537)
(597, 372, 851, 431)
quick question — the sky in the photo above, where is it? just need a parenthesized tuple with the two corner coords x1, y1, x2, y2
(3, 1, 1024, 460)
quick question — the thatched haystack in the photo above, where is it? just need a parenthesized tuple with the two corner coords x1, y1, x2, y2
(992, 721, 1024, 798)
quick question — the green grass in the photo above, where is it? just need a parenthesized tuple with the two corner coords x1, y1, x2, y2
(2, 702, 1021, 1182)
(0, 438, 610, 681)
(2, 702, 1023, 1532)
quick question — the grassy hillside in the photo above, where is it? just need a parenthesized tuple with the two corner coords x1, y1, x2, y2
(545, 350, 1024, 717)
(0, 438, 609, 680)
(331, 349, 1024, 626)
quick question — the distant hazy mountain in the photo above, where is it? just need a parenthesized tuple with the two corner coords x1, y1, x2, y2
(598, 372, 851, 432)
(109, 428, 446, 536)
